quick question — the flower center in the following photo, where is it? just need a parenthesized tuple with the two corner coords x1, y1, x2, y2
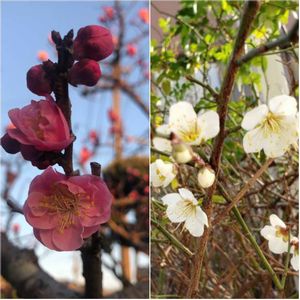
(178, 122, 201, 143)
(275, 226, 289, 242)
(39, 183, 86, 232)
(156, 168, 166, 181)
(259, 113, 283, 136)
(181, 199, 196, 217)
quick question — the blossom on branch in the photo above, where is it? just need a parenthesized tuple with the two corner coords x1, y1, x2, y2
(260, 214, 289, 254)
(290, 237, 299, 271)
(150, 159, 177, 188)
(24, 167, 112, 251)
(2, 96, 73, 152)
(242, 95, 298, 158)
(153, 101, 220, 152)
(162, 188, 208, 237)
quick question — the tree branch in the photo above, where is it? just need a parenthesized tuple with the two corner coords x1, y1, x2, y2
(237, 19, 299, 65)
(1, 233, 80, 298)
(186, 1, 261, 298)
(185, 75, 219, 99)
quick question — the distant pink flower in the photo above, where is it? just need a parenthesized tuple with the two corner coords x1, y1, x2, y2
(126, 44, 137, 57)
(7, 96, 73, 152)
(103, 6, 115, 19)
(37, 50, 49, 62)
(73, 25, 114, 61)
(68, 59, 101, 87)
(138, 8, 149, 24)
(79, 147, 93, 165)
(27, 64, 52, 96)
(24, 167, 112, 251)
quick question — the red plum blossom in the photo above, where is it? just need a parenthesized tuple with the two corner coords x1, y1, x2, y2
(6, 96, 73, 152)
(23, 167, 112, 251)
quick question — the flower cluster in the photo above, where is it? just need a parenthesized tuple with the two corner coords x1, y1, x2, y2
(151, 101, 219, 237)
(260, 214, 298, 271)
(2, 25, 114, 251)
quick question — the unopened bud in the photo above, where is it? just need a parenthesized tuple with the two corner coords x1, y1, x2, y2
(197, 166, 215, 188)
(172, 143, 193, 164)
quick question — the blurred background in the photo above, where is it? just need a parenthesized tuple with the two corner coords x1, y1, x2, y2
(1, 0, 149, 298)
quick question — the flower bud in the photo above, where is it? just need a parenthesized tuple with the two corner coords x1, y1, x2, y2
(139, 8, 149, 24)
(68, 59, 101, 87)
(0, 133, 21, 154)
(73, 25, 114, 61)
(197, 167, 215, 188)
(172, 143, 193, 164)
(26, 65, 52, 96)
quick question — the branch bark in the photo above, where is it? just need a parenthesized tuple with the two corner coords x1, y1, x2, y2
(1, 233, 80, 298)
(186, 1, 261, 298)
(80, 162, 103, 298)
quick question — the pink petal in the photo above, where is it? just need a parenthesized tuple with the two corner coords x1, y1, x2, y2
(36, 229, 60, 251)
(24, 207, 58, 229)
(52, 222, 84, 251)
(82, 225, 100, 238)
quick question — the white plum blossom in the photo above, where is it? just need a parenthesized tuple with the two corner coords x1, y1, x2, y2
(151, 159, 177, 188)
(161, 188, 208, 237)
(242, 95, 298, 158)
(290, 237, 299, 271)
(197, 166, 215, 188)
(260, 214, 289, 254)
(153, 101, 220, 152)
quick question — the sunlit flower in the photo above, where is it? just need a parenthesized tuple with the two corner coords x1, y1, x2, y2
(37, 50, 49, 62)
(153, 101, 219, 152)
(242, 95, 298, 158)
(290, 237, 299, 271)
(197, 166, 215, 188)
(161, 188, 208, 237)
(151, 159, 177, 188)
(260, 214, 289, 254)
(24, 167, 112, 251)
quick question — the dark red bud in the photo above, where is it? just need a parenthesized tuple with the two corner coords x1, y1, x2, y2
(1, 133, 21, 154)
(26, 64, 52, 96)
(68, 59, 101, 87)
(73, 25, 114, 61)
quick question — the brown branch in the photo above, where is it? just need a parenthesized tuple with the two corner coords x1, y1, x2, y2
(1, 232, 80, 298)
(186, 1, 261, 298)
(237, 19, 299, 65)
(213, 158, 273, 226)
(185, 75, 219, 99)
(80, 162, 103, 298)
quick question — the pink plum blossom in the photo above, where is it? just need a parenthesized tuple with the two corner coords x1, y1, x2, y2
(7, 96, 73, 152)
(27, 64, 52, 96)
(24, 167, 112, 251)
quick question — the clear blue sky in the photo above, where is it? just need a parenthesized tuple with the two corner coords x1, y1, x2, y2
(1, 0, 149, 291)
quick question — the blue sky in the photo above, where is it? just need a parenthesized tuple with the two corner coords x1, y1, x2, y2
(1, 0, 149, 292)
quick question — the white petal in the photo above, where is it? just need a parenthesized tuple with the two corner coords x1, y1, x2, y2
(269, 214, 286, 228)
(269, 95, 297, 116)
(169, 102, 199, 141)
(241, 105, 268, 130)
(197, 110, 220, 140)
(150, 162, 162, 187)
(161, 193, 182, 206)
(151, 160, 175, 188)
(291, 253, 299, 271)
(268, 237, 288, 254)
(184, 208, 207, 237)
(178, 188, 197, 204)
(166, 200, 188, 223)
(153, 137, 172, 152)
(243, 127, 264, 153)
(156, 124, 171, 135)
(195, 206, 208, 226)
(260, 225, 276, 240)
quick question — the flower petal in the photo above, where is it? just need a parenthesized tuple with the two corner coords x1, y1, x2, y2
(156, 124, 171, 136)
(165, 200, 188, 223)
(269, 95, 297, 116)
(161, 193, 182, 206)
(260, 225, 276, 240)
(184, 208, 207, 237)
(241, 105, 268, 130)
(269, 214, 286, 228)
(243, 127, 264, 153)
(36, 229, 61, 251)
(152, 137, 172, 152)
(178, 188, 197, 204)
(82, 225, 100, 238)
(197, 110, 220, 140)
(291, 253, 299, 271)
(268, 237, 288, 254)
